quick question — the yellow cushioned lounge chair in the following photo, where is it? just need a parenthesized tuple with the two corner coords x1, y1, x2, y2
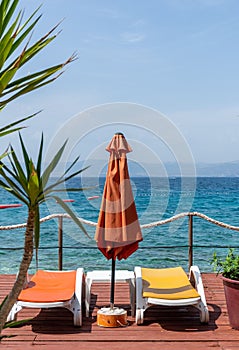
(7, 268, 84, 326)
(134, 265, 209, 325)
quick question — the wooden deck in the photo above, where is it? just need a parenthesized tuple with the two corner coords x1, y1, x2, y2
(1, 273, 239, 349)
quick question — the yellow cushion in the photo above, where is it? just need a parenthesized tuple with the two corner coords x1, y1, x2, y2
(141, 266, 200, 300)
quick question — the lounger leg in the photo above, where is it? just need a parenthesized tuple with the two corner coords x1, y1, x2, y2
(85, 275, 92, 317)
(72, 298, 82, 327)
(136, 308, 144, 325)
(190, 266, 209, 324)
(129, 277, 135, 316)
(7, 303, 22, 322)
(73, 267, 84, 326)
(196, 301, 209, 324)
(135, 267, 147, 325)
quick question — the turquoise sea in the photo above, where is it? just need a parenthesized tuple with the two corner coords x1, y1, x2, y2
(1, 177, 239, 274)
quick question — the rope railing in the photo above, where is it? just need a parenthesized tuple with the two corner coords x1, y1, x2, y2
(0, 213, 98, 230)
(1, 211, 239, 231)
(140, 211, 239, 231)
(1, 211, 239, 269)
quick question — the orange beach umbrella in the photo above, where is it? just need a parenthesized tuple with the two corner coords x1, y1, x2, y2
(95, 132, 143, 308)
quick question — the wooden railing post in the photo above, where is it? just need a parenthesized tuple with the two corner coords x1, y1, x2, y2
(188, 213, 193, 270)
(58, 216, 63, 270)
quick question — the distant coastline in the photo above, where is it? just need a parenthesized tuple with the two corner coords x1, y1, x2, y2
(6, 160, 238, 178)
(195, 161, 239, 177)
(80, 159, 239, 178)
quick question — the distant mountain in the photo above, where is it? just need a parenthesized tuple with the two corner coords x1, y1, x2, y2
(19, 159, 238, 178)
(196, 161, 239, 177)
(80, 159, 239, 177)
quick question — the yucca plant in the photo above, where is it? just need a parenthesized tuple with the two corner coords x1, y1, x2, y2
(0, 0, 76, 134)
(0, 133, 89, 333)
(0, 0, 79, 334)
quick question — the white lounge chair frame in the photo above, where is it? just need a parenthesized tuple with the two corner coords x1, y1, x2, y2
(7, 268, 84, 327)
(135, 265, 209, 325)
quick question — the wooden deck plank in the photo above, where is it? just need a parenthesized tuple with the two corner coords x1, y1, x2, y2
(1, 273, 239, 349)
(0, 341, 224, 349)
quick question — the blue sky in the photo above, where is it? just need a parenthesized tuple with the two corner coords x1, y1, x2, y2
(1, 0, 239, 172)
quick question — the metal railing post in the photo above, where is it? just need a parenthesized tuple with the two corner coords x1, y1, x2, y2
(188, 214, 193, 270)
(58, 216, 63, 270)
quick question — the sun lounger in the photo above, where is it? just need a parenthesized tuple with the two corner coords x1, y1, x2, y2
(134, 265, 209, 325)
(7, 268, 84, 326)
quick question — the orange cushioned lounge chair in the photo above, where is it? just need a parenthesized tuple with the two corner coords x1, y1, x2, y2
(134, 265, 209, 325)
(7, 268, 84, 326)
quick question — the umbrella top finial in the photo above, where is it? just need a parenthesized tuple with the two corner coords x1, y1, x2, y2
(107, 133, 132, 154)
(114, 132, 124, 137)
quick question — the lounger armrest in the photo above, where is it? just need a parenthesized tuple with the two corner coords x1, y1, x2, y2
(75, 268, 84, 301)
(134, 266, 144, 308)
(189, 265, 209, 323)
(189, 265, 207, 305)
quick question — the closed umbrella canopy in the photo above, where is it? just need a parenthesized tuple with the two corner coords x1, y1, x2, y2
(95, 133, 143, 311)
(95, 132, 143, 261)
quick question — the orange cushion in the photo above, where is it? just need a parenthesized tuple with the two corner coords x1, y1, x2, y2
(141, 266, 200, 300)
(18, 270, 76, 303)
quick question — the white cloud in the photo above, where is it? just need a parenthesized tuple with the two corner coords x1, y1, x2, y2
(130, 19, 146, 28)
(170, 0, 226, 7)
(83, 34, 112, 44)
(96, 7, 124, 20)
(121, 32, 146, 43)
(195, 0, 226, 6)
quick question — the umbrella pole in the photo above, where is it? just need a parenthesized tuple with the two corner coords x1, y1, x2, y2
(110, 258, 115, 310)
(97, 257, 128, 327)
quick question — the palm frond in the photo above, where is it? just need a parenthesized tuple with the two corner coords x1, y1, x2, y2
(0, 0, 19, 37)
(9, 12, 42, 59)
(0, 0, 77, 109)
(0, 111, 40, 137)
(41, 140, 68, 187)
(0, 111, 40, 133)
(36, 133, 44, 178)
(0, 70, 61, 107)
(44, 166, 90, 194)
(8, 145, 28, 187)
(0, 11, 21, 69)
(27, 161, 40, 204)
(0, 150, 8, 160)
(64, 166, 90, 183)
(0, 177, 28, 205)
(4, 318, 31, 329)
(52, 155, 81, 185)
(52, 196, 91, 239)
(0, 126, 23, 137)
(0, 160, 27, 191)
(64, 156, 80, 175)
(19, 133, 30, 178)
(0, 159, 29, 198)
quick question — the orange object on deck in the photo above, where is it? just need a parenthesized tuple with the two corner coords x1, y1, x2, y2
(18, 270, 76, 303)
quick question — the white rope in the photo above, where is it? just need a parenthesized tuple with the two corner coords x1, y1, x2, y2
(140, 211, 239, 231)
(190, 211, 239, 231)
(140, 212, 189, 229)
(0, 211, 239, 231)
(0, 213, 97, 230)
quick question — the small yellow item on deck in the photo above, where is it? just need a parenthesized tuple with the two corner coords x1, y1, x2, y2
(141, 266, 200, 300)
